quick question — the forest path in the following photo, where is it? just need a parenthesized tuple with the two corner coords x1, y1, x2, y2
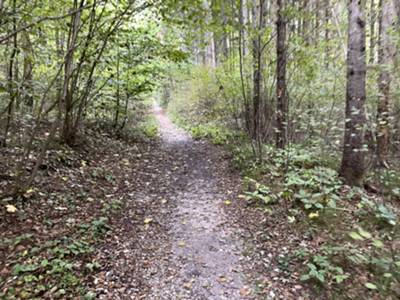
(146, 103, 250, 299)
(93, 104, 253, 299)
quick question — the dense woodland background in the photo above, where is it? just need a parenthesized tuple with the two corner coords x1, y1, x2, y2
(1, 0, 400, 299)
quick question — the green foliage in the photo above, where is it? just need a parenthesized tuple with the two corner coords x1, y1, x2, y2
(3, 236, 98, 299)
(79, 217, 111, 238)
(300, 255, 348, 284)
(243, 178, 277, 209)
(354, 191, 398, 226)
(288, 167, 341, 211)
(134, 113, 159, 139)
(297, 234, 400, 296)
(190, 124, 234, 145)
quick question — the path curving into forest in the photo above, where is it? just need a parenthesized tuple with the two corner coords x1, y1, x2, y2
(147, 103, 249, 299)
(93, 104, 253, 299)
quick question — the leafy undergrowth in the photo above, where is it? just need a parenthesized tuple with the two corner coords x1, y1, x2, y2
(0, 119, 155, 299)
(185, 126, 400, 299)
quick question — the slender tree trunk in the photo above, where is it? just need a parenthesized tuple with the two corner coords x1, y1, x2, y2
(369, 0, 376, 63)
(114, 45, 120, 127)
(315, 0, 320, 43)
(239, 0, 251, 134)
(221, 0, 229, 59)
(302, 0, 309, 44)
(2, 0, 18, 147)
(22, 31, 34, 109)
(376, 0, 395, 168)
(340, 0, 367, 186)
(62, 0, 83, 145)
(251, 0, 266, 145)
(324, 0, 330, 64)
(276, 0, 288, 149)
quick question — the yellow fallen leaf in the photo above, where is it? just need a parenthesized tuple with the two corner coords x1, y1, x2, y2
(161, 198, 168, 204)
(25, 188, 34, 194)
(183, 282, 192, 290)
(122, 159, 130, 166)
(6, 204, 17, 213)
(224, 200, 232, 205)
(23, 188, 35, 198)
(308, 212, 319, 219)
(144, 218, 153, 224)
(178, 241, 186, 247)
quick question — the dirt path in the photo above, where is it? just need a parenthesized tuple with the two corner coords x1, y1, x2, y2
(92, 105, 253, 299)
(147, 104, 249, 299)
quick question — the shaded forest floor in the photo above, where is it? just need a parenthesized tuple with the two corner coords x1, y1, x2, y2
(2, 105, 399, 299)
(0, 107, 312, 299)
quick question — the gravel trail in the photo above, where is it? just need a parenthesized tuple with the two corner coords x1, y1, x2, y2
(94, 105, 252, 299)
(146, 104, 249, 300)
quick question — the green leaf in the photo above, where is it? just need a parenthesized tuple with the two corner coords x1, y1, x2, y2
(372, 239, 383, 248)
(334, 274, 349, 283)
(358, 228, 372, 239)
(348, 232, 364, 241)
(300, 274, 310, 281)
(365, 282, 377, 290)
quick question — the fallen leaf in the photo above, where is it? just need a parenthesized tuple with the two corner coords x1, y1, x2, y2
(224, 200, 232, 205)
(218, 276, 227, 283)
(6, 204, 17, 213)
(183, 282, 192, 290)
(144, 218, 153, 224)
(178, 241, 186, 247)
(240, 286, 250, 296)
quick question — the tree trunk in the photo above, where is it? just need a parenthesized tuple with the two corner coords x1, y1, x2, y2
(369, 0, 376, 63)
(62, 0, 83, 145)
(21, 31, 34, 109)
(376, 0, 395, 168)
(114, 46, 120, 127)
(276, 0, 288, 149)
(315, 0, 320, 43)
(2, 0, 18, 147)
(251, 0, 266, 143)
(239, 0, 251, 134)
(340, 0, 367, 186)
(324, 0, 330, 65)
(302, 0, 309, 44)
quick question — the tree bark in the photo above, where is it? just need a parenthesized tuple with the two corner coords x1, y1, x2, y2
(21, 31, 34, 109)
(302, 0, 309, 44)
(315, 0, 320, 43)
(340, 0, 367, 186)
(61, 0, 84, 145)
(251, 0, 266, 144)
(369, 0, 376, 63)
(324, 0, 330, 65)
(2, 0, 18, 147)
(276, 0, 288, 149)
(376, 0, 395, 168)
